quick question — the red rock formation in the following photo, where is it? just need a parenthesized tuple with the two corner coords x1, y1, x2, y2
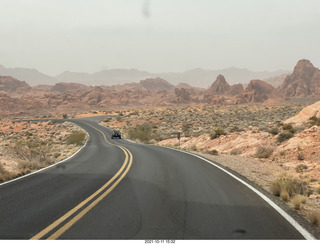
(235, 79, 280, 103)
(174, 88, 192, 103)
(140, 77, 175, 92)
(228, 83, 244, 96)
(204, 74, 230, 96)
(51, 82, 87, 93)
(278, 59, 320, 97)
(0, 76, 31, 92)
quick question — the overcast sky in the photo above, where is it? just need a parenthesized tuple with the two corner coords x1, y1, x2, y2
(0, 0, 319, 76)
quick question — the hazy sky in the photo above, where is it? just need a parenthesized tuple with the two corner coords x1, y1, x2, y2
(0, 0, 319, 76)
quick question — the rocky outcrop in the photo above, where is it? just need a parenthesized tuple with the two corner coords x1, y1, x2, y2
(174, 88, 192, 103)
(235, 79, 280, 103)
(51, 82, 88, 93)
(204, 74, 230, 96)
(228, 83, 244, 96)
(285, 100, 320, 124)
(0, 76, 31, 92)
(140, 77, 175, 92)
(279, 59, 320, 97)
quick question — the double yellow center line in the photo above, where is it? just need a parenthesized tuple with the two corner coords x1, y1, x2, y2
(30, 123, 133, 240)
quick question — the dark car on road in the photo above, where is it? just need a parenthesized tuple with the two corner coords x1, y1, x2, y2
(111, 130, 121, 139)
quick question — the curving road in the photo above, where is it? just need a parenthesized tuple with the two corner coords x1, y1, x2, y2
(0, 117, 316, 239)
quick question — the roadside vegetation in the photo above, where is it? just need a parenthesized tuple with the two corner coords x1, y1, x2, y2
(0, 120, 87, 183)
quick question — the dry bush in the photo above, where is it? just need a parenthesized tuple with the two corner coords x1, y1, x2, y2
(66, 131, 86, 145)
(254, 146, 274, 159)
(207, 149, 218, 155)
(210, 128, 227, 139)
(270, 177, 309, 199)
(0, 165, 18, 183)
(291, 195, 307, 210)
(9, 138, 53, 164)
(308, 211, 320, 228)
(280, 191, 290, 202)
(295, 164, 308, 173)
(230, 149, 242, 155)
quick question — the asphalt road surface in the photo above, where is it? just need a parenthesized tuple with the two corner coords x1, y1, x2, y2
(0, 118, 315, 239)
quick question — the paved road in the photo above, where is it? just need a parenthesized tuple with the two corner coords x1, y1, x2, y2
(0, 118, 314, 239)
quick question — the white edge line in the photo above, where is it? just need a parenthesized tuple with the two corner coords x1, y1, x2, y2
(0, 138, 89, 187)
(154, 145, 316, 240)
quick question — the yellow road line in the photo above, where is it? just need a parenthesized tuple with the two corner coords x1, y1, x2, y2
(47, 148, 133, 240)
(30, 123, 132, 240)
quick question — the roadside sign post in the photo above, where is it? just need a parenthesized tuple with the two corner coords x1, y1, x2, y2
(177, 132, 181, 147)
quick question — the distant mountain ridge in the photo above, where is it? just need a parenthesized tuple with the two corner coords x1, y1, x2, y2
(0, 65, 57, 86)
(0, 64, 289, 88)
(0, 59, 320, 116)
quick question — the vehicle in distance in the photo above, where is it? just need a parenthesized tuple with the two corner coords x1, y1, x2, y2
(111, 130, 121, 139)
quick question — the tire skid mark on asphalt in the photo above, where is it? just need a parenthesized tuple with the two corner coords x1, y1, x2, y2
(30, 122, 133, 240)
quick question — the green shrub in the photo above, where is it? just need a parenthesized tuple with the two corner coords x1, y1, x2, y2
(269, 127, 279, 135)
(66, 131, 86, 145)
(210, 128, 227, 139)
(277, 132, 294, 143)
(254, 146, 274, 158)
(282, 124, 293, 131)
(308, 116, 320, 126)
(127, 124, 161, 143)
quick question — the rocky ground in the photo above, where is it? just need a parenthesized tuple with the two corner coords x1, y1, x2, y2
(0, 119, 87, 182)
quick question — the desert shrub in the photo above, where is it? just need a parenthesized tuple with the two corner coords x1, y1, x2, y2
(66, 131, 86, 145)
(277, 132, 294, 143)
(294, 126, 305, 134)
(104, 118, 112, 123)
(62, 113, 68, 119)
(182, 123, 192, 137)
(9, 138, 52, 164)
(270, 177, 310, 198)
(189, 145, 197, 151)
(316, 188, 320, 194)
(280, 191, 290, 202)
(279, 151, 286, 156)
(127, 124, 161, 143)
(291, 195, 307, 210)
(295, 164, 308, 173)
(207, 149, 218, 155)
(282, 124, 293, 131)
(308, 211, 320, 228)
(230, 149, 241, 155)
(254, 146, 274, 159)
(268, 127, 279, 135)
(0, 169, 18, 183)
(297, 153, 305, 161)
(210, 128, 227, 139)
(308, 116, 320, 126)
